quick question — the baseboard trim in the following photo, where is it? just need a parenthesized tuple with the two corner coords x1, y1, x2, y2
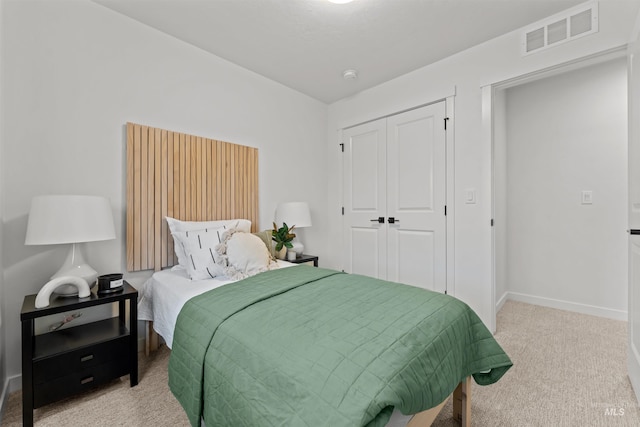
(503, 291, 627, 321)
(0, 378, 8, 423)
(0, 375, 21, 422)
(8, 376, 20, 394)
(495, 292, 508, 313)
(629, 340, 640, 403)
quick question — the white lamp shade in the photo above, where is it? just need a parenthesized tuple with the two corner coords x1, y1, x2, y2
(275, 202, 312, 228)
(25, 195, 116, 245)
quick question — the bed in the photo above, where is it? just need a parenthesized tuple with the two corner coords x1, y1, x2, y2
(139, 264, 511, 427)
(126, 123, 512, 427)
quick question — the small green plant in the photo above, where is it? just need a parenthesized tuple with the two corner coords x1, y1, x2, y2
(272, 222, 296, 251)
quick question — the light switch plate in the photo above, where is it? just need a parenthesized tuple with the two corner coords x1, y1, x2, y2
(581, 190, 593, 205)
(465, 189, 476, 204)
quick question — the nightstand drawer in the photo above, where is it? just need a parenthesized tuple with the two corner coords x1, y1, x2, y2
(33, 358, 130, 408)
(33, 336, 129, 384)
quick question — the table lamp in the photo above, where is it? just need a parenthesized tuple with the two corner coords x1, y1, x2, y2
(275, 202, 312, 257)
(25, 195, 116, 305)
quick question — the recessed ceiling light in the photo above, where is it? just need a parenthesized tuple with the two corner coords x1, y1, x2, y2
(328, 0, 354, 4)
(343, 69, 358, 80)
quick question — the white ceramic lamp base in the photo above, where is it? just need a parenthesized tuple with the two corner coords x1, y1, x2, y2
(50, 243, 98, 296)
(290, 241, 304, 258)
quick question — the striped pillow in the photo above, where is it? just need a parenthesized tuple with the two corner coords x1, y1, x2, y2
(173, 227, 227, 280)
(166, 217, 252, 268)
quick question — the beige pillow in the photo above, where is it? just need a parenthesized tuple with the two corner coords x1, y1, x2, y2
(216, 229, 276, 280)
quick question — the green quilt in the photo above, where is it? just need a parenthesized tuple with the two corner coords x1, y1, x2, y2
(169, 266, 512, 427)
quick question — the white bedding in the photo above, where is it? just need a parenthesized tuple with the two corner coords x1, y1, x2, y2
(137, 265, 422, 427)
(138, 261, 295, 348)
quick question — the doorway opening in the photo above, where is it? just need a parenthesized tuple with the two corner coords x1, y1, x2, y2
(490, 49, 628, 327)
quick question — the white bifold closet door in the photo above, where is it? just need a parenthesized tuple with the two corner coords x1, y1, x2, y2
(342, 102, 447, 292)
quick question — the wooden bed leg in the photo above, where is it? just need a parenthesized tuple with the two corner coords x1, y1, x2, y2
(145, 321, 159, 356)
(407, 376, 472, 427)
(406, 396, 448, 427)
(453, 376, 471, 427)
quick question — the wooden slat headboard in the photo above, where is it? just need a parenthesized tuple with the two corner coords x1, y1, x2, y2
(126, 122, 259, 272)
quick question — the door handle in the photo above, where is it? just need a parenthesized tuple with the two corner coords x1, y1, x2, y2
(630, 229, 640, 235)
(370, 217, 384, 223)
(388, 217, 399, 224)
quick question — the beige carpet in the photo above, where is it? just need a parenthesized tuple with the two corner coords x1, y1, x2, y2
(2, 301, 639, 426)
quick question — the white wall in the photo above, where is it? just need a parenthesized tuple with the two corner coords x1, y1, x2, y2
(0, 0, 327, 384)
(326, 1, 640, 329)
(505, 58, 628, 319)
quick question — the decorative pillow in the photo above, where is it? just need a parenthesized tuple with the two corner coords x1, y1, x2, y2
(216, 229, 276, 280)
(172, 227, 228, 280)
(166, 216, 251, 268)
(252, 230, 277, 260)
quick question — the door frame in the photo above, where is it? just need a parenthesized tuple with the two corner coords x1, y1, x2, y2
(627, 11, 640, 403)
(339, 97, 456, 295)
(485, 46, 628, 334)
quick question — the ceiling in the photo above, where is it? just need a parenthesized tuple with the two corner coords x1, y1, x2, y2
(95, 0, 585, 104)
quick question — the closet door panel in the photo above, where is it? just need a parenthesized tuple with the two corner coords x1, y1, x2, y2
(387, 103, 446, 292)
(395, 115, 435, 211)
(351, 133, 380, 210)
(350, 228, 383, 277)
(392, 230, 435, 289)
(343, 119, 387, 279)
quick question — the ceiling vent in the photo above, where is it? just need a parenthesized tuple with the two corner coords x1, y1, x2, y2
(522, 2, 598, 56)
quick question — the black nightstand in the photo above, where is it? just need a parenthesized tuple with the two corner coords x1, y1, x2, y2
(289, 254, 319, 267)
(20, 282, 138, 427)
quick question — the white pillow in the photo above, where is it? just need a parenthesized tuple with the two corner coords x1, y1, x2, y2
(215, 229, 276, 280)
(166, 216, 251, 268)
(172, 227, 227, 280)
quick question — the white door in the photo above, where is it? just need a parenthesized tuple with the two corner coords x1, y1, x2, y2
(342, 118, 387, 279)
(386, 104, 447, 291)
(343, 103, 447, 292)
(628, 29, 640, 401)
